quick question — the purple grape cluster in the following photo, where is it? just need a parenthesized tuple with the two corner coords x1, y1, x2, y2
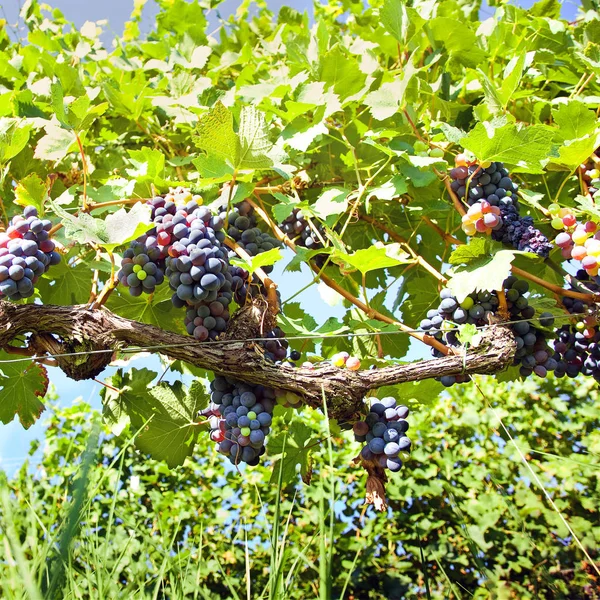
(0, 206, 60, 300)
(262, 326, 290, 363)
(280, 208, 324, 251)
(117, 241, 165, 296)
(450, 161, 551, 257)
(353, 397, 411, 473)
(202, 376, 277, 466)
(118, 191, 236, 340)
(184, 292, 231, 341)
(422, 276, 558, 385)
(219, 200, 282, 273)
(553, 271, 600, 381)
(492, 201, 553, 257)
(164, 240, 230, 307)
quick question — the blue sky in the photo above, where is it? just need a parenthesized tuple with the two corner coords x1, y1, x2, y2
(0, 0, 582, 472)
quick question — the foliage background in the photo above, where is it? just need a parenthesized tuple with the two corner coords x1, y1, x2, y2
(0, 0, 599, 597)
(1, 375, 599, 598)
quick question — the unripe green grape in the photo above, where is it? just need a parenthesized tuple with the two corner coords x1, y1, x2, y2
(548, 203, 561, 216)
(460, 296, 475, 310)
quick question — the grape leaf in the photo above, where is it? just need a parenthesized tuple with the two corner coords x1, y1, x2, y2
(0, 356, 48, 429)
(448, 238, 497, 265)
(101, 369, 202, 467)
(552, 101, 598, 141)
(272, 192, 300, 223)
(332, 243, 412, 274)
(14, 173, 48, 215)
(193, 101, 239, 166)
(461, 121, 555, 173)
(34, 123, 76, 162)
(0, 117, 32, 164)
(230, 247, 283, 275)
(319, 46, 366, 100)
(36, 250, 92, 305)
(447, 250, 523, 302)
(268, 421, 315, 485)
(238, 105, 285, 169)
(380, 0, 424, 45)
(106, 284, 183, 332)
(101, 368, 158, 436)
(50, 200, 153, 251)
(312, 188, 349, 220)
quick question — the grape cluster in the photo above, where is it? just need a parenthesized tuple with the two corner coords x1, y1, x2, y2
(184, 293, 231, 341)
(579, 149, 600, 198)
(353, 397, 411, 473)
(553, 271, 600, 381)
(280, 208, 324, 251)
(450, 160, 552, 257)
(118, 242, 165, 296)
(421, 276, 558, 385)
(118, 191, 234, 340)
(203, 376, 277, 466)
(218, 200, 282, 273)
(0, 206, 60, 300)
(261, 326, 290, 362)
(553, 213, 600, 278)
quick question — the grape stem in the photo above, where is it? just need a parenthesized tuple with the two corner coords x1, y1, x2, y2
(223, 236, 279, 315)
(359, 214, 448, 283)
(75, 132, 89, 212)
(422, 216, 598, 303)
(244, 196, 452, 356)
(496, 289, 509, 319)
(91, 250, 117, 309)
(436, 168, 467, 216)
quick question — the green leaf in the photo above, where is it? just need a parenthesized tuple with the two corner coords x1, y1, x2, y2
(50, 80, 72, 129)
(380, 0, 424, 45)
(105, 284, 182, 331)
(135, 382, 202, 467)
(447, 249, 524, 302)
(36, 250, 92, 305)
(14, 173, 47, 215)
(237, 105, 284, 169)
(193, 155, 234, 180)
(0, 118, 32, 164)
(230, 247, 283, 275)
(101, 368, 157, 436)
(574, 194, 600, 220)
(448, 237, 492, 266)
(332, 243, 412, 275)
(50, 200, 153, 251)
(364, 58, 418, 120)
(127, 147, 166, 181)
(193, 101, 239, 167)
(312, 188, 349, 220)
(0, 356, 47, 429)
(457, 323, 478, 346)
(272, 192, 300, 223)
(498, 52, 528, 108)
(102, 369, 201, 467)
(319, 46, 366, 100)
(461, 121, 555, 173)
(269, 421, 314, 485)
(284, 245, 332, 273)
(368, 175, 408, 201)
(34, 123, 76, 162)
(428, 18, 486, 67)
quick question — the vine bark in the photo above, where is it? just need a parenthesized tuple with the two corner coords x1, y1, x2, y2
(0, 301, 516, 419)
